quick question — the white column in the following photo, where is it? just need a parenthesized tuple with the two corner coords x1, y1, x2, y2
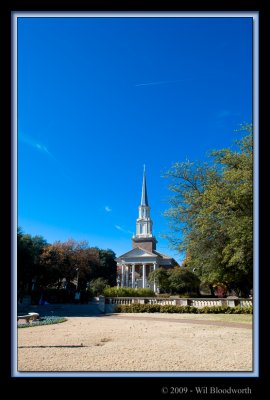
(153, 263, 157, 293)
(126, 265, 129, 287)
(121, 263, 124, 287)
(132, 264, 135, 288)
(142, 264, 146, 288)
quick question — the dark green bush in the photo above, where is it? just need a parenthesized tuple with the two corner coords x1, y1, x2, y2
(115, 304, 253, 314)
(88, 278, 109, 297)
(197, 306, 227, 314)
(229, 305, 253, 314)
(159, 305, 198, 313)
(115, 304, 161, 313)
(104, 287, 155, 297)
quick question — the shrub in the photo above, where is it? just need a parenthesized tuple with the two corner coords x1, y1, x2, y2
(88, 278, 109, 297)
(228, 305, 253, 314)
(115, 304, 253, 314)
(197, 306, 253, 314)
(104, 287, 155, 297)
(155, 293, 171, 298)
(159, 305, 197, 313)
(115, 304, 161, 313)
(197, 306, 227, 314)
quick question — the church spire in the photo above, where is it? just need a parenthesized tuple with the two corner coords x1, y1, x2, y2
(135, 165, 153, 238)
(132, 166, 157, 251)
(140, 164, 149, 206)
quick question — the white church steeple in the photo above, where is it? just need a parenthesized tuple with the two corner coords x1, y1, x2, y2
(116, 166, 177, 290)
(140, 164, 148, 207)
(136, 165, 153, 237)
(132, 166, 157, 252)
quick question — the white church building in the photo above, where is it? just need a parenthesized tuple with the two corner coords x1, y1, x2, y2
(115, 167, 177, 292)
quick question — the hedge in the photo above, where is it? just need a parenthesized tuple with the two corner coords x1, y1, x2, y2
(115, 304, 253, 314)
(103, 287, 155, 297)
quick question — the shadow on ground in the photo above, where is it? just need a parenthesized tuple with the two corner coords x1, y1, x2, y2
(17, 303, 105, 318)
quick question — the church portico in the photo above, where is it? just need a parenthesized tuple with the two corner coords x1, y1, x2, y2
(117, 260, 158, 289)
(115, 166, 177, 293)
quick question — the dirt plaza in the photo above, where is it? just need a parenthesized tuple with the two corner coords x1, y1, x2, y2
(18, 313, 252, 372)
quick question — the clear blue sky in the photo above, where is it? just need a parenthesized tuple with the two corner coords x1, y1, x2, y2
(17, 16, 252, 264)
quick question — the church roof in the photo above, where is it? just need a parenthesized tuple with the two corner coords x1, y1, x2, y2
(152, 250, 172, 260)
(140, 165, 149, 206)
(116, 247, 157, 260)
(116, 247, 176, 265)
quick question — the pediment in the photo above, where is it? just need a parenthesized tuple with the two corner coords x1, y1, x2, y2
(117, 247, 157, 259)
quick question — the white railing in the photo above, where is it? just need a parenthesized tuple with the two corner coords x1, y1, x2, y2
(239, 299, 253, 307)
(105, 297, 252, 308)
(107, 297, 133, 305)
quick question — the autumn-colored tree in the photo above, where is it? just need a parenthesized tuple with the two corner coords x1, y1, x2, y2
(39, 240, 117, 290)
(18, 230, 117, 297)
(39, 239, 99, 289)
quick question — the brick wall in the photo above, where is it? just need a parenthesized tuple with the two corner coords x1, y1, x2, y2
(132, 238, 156, 252)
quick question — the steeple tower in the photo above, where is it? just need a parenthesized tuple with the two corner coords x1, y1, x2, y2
(116, 166, 177, 290)
(140, 164, 148, 206)
(132, 166, 157, 252)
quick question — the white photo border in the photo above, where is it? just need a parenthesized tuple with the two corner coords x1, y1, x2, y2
(11, 10, 259, 378)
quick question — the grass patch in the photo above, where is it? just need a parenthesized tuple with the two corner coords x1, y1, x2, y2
(164, 313, 253, 324)
(18, 316, 67, 328)
(116, 313, 253, 324)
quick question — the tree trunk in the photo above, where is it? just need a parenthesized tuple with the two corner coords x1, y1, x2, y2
(209, 284, 215, 297)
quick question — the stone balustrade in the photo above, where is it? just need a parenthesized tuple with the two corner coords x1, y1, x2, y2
(105, 297, 252, 312)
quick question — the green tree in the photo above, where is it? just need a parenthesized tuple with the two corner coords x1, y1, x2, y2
(17, 227, 48, 295)
(164, 124, 253, 296)
(95, 249, 117, 286)
(168, 267, 201, 295)
(88, 277, 109, 297)
(147, 269, 170, 293)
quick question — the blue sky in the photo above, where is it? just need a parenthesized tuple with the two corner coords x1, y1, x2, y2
(17, 16, 252, 264)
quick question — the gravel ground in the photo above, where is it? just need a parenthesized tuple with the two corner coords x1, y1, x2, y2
(17, 313, 253, 372)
